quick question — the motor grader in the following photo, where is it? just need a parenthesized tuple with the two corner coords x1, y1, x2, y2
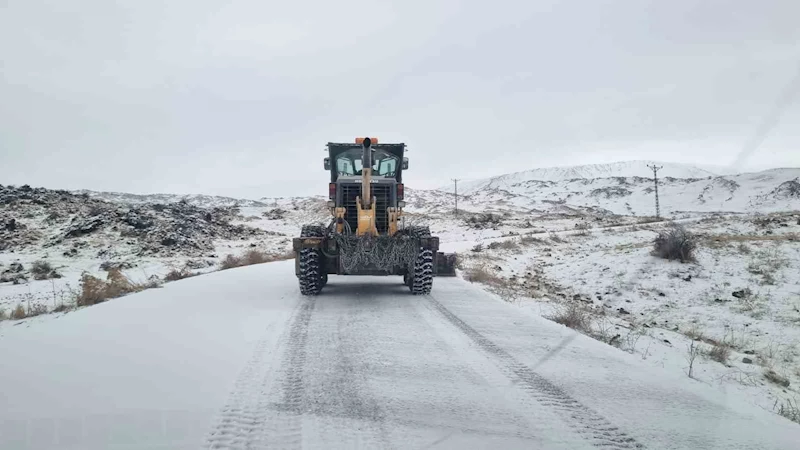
(292, 137, 456, 295)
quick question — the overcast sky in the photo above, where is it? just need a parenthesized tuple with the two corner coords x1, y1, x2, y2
(2, 0, 799, 199)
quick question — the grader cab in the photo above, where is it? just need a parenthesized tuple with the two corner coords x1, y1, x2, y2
(292, 137, 456, 295)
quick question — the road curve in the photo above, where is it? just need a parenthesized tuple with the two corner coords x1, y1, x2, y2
(1, 261, 798, 449)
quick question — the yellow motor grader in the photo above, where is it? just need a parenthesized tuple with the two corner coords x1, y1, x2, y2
(292, 137, 456, 295)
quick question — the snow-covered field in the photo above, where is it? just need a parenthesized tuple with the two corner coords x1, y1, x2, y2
(452, 211, 800, 423)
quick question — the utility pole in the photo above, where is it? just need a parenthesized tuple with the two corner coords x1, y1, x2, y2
(647, 164, 663, 218)
(452, 178, 460, 216)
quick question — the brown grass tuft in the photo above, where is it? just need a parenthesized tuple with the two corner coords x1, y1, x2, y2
(464, 265, 506, 287)
(547, 302, 593, 333)
(764, 369, 791, 388)
(520, 235, 545, 246)
(10, 304, 26, 320)
(219, 249, 294, 270)
(76, 268, 160, 307)
(707, 343, 732, 364)
(164, 268, 196, 282)
(31, 260, 62, 280)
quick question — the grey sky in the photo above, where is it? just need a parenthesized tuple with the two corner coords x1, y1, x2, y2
(2, 0, 799, 199)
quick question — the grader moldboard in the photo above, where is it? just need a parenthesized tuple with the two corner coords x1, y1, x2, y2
(292, 137, 457, 295)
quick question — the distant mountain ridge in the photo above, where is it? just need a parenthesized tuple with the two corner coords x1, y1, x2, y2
(444, 161, 718, 194)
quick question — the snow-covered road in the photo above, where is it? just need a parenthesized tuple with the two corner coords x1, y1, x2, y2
(1, 261, 798, 449)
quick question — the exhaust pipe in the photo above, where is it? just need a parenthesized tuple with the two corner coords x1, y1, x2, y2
(361, 137, 373, 209)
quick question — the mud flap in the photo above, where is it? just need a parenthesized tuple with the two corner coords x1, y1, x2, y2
(435, 252, 457, 277)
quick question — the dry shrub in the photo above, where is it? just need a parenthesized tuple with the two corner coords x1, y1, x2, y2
(737, 243, 752, 254)
(219, 249, 294, 270)
(550, 233, 566, 243)
(683, 324, 705, 341)
(707, 343, 732, 364)
(574, 222, 591, 236)
(637, 216, 661, 224)
(164, 268, 195, 282)
(10, 304, 26, 320)
(764, 369, 791, 387)
(487, 240, 519, 251)
(520, 235, 545, 246)
(464, 265, 506, 287)
(547, 302, 592, 333)
(0, 308, 6, 320)
(31, 260, 61, 280)
(76, 268, 159, 307)
(775, 398, 800, 424)
(652, 223, 696, 262)
(52, 304, 72, 313)
(219, 254, 243, 270)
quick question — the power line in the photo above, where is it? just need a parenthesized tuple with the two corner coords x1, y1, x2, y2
(647, 164, 663, 218)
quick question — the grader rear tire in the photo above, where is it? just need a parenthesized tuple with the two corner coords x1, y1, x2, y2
(298, 224, 326, 296)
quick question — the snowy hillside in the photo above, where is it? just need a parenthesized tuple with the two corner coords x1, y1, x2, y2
(448, 160, 718, 194)
(420, 168, 800, 217)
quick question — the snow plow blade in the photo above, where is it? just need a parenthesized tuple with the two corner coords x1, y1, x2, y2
(435, 252, 457, 276)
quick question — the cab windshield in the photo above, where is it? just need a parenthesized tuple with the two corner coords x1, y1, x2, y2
(335, 148, 399, 177)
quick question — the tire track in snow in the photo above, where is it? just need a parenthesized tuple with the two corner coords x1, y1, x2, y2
(297, 292, 394, 449)
(413, 299, 590, 448)
(203, 297, 315, 449)
(426, 296, 644, 449)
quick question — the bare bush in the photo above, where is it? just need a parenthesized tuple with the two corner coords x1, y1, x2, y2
(0, 308, 6, 320)
(574, 222, 591, 236)
(764, 369, 791, 388)
(487, 240, 519, 251)
(464, 213, 503, 229)
(31, 260, 61, 281)
(219, 254, 242, 270)
(164, 268, 195, 282)
(775, 398, 800, 424)
(637, 216, 661, 224)
(549, 233, 566, 243)
(219, 249, 294, 270)
(10, 304, 26, 320)
(547, 302, 592, 334)
(76, 268, 160, 307)
(707, 343, 732, 364)
(464, 265, 506, 287)
(652, 224, 697, 262)
(520, 235, 545, 246)
(737, 243, 752, 254)
(682, 324, 705, 341)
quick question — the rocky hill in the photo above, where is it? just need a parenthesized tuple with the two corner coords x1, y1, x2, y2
(75, 189, 268, 208)
(1, 184, 266, 258)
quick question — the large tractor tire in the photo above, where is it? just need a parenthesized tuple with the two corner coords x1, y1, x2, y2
(405, 226, 434, 295)
(298, 224, 326, 296)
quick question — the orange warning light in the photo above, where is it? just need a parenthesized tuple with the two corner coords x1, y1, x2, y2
(355, 137, 378, 145)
